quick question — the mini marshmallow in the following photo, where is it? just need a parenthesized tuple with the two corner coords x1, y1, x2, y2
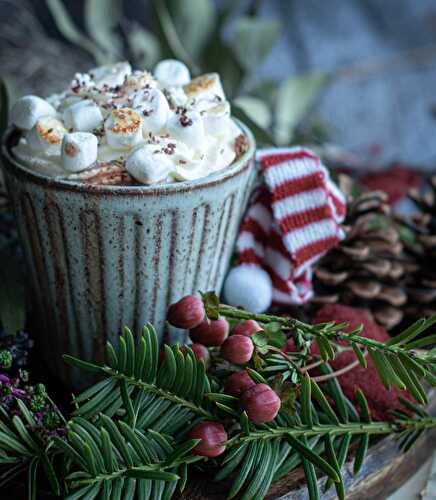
(202, 101, 232, 137)
(104, 107, 142, 149)
(10, 96, 56, 130)
(184, 73, 225, 104)
(124, 70, 157, 93)
(126, 144, 172, 184)
(90, 62, 132, 88)
(163, 86, 188, 108)
(63, 100, 103, 132)
(133, 88, 170, 133)
(166, 110, 205, 150)
(26, 116, 66, 155)
(61, 132, 98, 172)
(154, 59, 191, 87)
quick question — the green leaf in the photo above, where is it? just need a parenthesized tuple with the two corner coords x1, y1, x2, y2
(201, 291, 220, 320)
(302, 456, 320, 500)
(168, 0, 216, 59)
(233, 96, 272, 130)
(274, 72, 329, 145)
(286, 435, 340, 483)
(355, 390, 371, 423)
(351, 342, 367, 368)
(353, 434, 369, 475)
(85, 0, 122, 60)
(228, 441, 258, 499)
(324, 435, 345, 500)
(368, 350, 391, 390)
(232, 104, 276, 147)
(301, 375, 313, 427)
(386, 316, 436, 346)
(127, 23, 162, 68)
(63, 355, 104, 375)
(152, 0, 200, 73)
(0, 252, 26, 335)
(251, 331, 268, 348)
(230, 17, 282, 72)
(310, 380, 340, 425)
(126, 469, 178, 481)
(45, 0, 105, 63)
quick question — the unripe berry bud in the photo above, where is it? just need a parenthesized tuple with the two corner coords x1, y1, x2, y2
(167, 295, 205, 329)
(220, 335, 254, 364)
(188, 421, 227, 457)
(241, 384, 281, 423)
(282, 338, 297, 353)
(232, 319, 262, 337)
(181, 343, 210, 368)
(190, 317, 229, 347)
(224, 371, 256, 397)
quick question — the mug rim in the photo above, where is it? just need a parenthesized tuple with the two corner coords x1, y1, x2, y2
(1, 120, 256, 196)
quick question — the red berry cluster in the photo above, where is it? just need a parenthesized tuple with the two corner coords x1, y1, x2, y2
(166, 295, 282, 457)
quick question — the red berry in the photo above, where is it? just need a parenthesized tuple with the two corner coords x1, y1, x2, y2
(181, 343, 210, 368)
(167, 295, 205, 329)
(221, 335, 254, 364)
(188, 421, 227, 457)
(282, 338, 298, 353)
(232, 320, 262, 337)
(241, 384, 281, 423)
(190, 317, 229, 347)
(224, 371, 256, 397)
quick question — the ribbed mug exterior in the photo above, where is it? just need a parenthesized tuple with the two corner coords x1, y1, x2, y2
(1, 123, 256, 387)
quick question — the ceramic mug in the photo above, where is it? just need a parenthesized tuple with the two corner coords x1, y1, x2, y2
(1, 121, 256, 387)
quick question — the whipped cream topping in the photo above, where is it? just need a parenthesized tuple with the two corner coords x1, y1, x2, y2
(10, 60, 244, 184)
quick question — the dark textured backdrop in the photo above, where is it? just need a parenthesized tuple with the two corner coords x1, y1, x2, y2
(1, 0, 436, 167)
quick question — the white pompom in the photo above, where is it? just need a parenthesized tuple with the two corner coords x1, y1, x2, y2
(223, 264, 272, 313)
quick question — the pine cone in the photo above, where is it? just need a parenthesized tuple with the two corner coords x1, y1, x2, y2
(313, 180, 412, 330)
(402, 176, 436, 318)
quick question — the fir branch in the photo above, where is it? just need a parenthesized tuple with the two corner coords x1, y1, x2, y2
(214, 303, 436, 402)
(54, 416, 198, 499)
(65, 325, 214, 431)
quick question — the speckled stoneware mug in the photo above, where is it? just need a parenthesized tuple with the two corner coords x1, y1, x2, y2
(1, 121, 256, 387)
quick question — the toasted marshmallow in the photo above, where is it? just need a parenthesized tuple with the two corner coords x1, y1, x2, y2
(166, 110, 205, 150)
(126, 144, 172, 184)
(104, 107, 142, 149)
(90, 62, 132, 88)
(61, 132, 98, 172)
(133, 88, 169, 133)
(154, 59, 191, 87)
(124, 70, 157, 93)
(10, 96, 56, 130)
(184, 73, 225, 105)
(63, 100, 103, 132)
(27, 116, 66, 155)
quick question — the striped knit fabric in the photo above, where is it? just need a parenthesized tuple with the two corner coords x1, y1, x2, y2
(236, 147, 346, 305)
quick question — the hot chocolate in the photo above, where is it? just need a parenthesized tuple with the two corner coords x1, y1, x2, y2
(10, 60, 247, 186)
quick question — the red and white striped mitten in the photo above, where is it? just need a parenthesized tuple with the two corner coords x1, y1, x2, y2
(223, 147, 346, 312)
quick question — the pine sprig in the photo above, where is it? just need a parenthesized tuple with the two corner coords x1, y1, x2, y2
(213, 302, 436, 403)
(53, 416, 199, 499)
(210, 374, 436, 500)
(0, 401, 60, 497)
(64, 324, 214, 433)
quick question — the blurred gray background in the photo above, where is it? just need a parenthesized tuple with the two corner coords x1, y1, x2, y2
(1, 0, 435, 167)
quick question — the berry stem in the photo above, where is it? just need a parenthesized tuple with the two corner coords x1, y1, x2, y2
(236, 416, 436, 444)
(217, 305, 432, 365)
